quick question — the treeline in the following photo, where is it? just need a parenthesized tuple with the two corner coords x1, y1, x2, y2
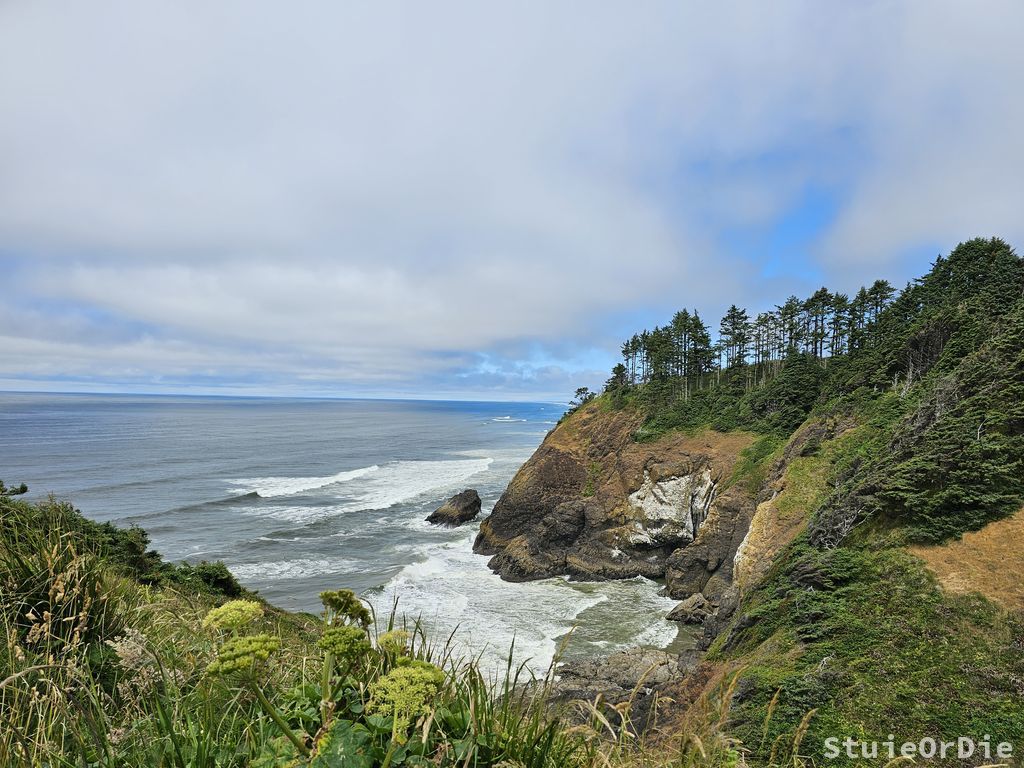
(609, 279, 897, 397)
(595, 236, 1024, 544)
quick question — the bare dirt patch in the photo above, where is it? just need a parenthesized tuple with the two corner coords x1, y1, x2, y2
(909, 508, 1024, 612)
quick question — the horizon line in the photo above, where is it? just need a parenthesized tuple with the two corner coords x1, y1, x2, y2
(0, 387, 569, 407)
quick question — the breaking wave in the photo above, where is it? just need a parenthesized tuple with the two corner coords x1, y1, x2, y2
(229, 465, 380, 497)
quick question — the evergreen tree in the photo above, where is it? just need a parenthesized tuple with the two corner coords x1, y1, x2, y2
(689, 312, 715, 389)
(849, 286, 870, 350)
(867, 279, 895, 322)
(829, 292, 851, 357)
(605, 363, 628, 392)
(719, 305, 751, 369)
(803, 287, 832, 359)
(778, 295, 804, 355)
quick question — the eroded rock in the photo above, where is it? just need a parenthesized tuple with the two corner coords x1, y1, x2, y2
(473, 402, 757, 588)
(544, 647, 702, 731)
(624, 467, 716, 547)
(667, 593, 712, 624)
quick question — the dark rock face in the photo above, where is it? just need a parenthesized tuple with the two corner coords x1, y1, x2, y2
(667, 593, 712, 624)
(663, 485, 757, 601)
(473, 402, 758, 597)
(426, 489, 482, 527)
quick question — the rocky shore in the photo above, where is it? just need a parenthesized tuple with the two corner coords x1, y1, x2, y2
(545, 648, 702, 729)
(473, 402, 764, 631)
(469, 401, 855, 733)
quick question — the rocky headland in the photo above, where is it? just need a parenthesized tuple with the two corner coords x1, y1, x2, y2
(473, 402, 763, 632)
(473, 400, 849, 657)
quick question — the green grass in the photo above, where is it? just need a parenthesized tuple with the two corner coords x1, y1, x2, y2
(707, 416, 1024, 766)
(582, 462, 602, 497)
(716, 542, 1024, 766)
(725, 434, 783, 495)
(4, 485, 853, 768)
(0, 493, 610, 767)
(701, 383, 1024, 766)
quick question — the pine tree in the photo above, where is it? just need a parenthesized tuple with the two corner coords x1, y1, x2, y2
(719, 305, 751, 369)
(829, 292, 851, 357)
(778, 295, 804, 356)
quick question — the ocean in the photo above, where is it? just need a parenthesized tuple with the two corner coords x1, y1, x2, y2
(0, 392, 678, 671)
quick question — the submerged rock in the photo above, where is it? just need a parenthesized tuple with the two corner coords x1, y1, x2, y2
(426, 489, 482, 526)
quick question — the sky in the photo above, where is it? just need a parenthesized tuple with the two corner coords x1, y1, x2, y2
(1, 2, 1022, 401)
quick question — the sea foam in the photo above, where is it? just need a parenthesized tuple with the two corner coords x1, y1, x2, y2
(337, 458, 493, 513)
(229, 557, 343, 581)
(366, 527, 678, 675)
(230, 465, 380, 497)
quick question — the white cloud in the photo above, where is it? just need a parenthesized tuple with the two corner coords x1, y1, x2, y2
(1, 1, 1022, 397)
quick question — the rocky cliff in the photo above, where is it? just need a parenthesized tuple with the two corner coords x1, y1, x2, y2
(473, 401, 760, 609)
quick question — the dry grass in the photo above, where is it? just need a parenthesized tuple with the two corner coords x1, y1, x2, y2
(550, 401, 755, 474)
(909, 506, 1024, 612)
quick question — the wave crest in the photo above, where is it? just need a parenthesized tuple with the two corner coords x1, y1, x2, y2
(339, 458, 492, 513)
(229, 465, 380, 498)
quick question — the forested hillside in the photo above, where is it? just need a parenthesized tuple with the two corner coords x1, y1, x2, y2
(590, 236, 1024, 763)
(604, 236, 1024, 543)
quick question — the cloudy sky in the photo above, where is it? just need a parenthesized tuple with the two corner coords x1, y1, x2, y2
(2, 2, 1022, 400)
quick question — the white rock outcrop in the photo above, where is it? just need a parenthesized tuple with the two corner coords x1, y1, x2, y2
(626, 468, 716, 546)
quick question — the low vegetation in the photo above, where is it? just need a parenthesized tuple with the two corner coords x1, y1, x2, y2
(0, 489, 602, 767)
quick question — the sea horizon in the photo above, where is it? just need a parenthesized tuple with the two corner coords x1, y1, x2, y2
(0, 388, 571, 407)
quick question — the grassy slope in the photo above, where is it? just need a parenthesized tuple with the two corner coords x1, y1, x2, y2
(910, 507, 1024, 613)
(0, 494, 323, 767)
(0, 494, 657, 768)
(711, 419, 1024, 765)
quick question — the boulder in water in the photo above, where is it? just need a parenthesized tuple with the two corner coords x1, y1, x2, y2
(426, 489, 482, 527)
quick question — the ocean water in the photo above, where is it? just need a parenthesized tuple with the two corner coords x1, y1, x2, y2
(0, 392, 678, 671)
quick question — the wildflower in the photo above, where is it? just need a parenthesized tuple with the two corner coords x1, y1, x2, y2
(206, 632, 309, 758)
(207, 633, 280, 677)
(319, 589, 371, 627)
(368, 659, 445, 733)
(318, 625, 371, 663)
(106, 628, 160, 701)
(202, 599, 264, 632)
(376, 629, 410, 656)
(106, 628, 150, 672)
